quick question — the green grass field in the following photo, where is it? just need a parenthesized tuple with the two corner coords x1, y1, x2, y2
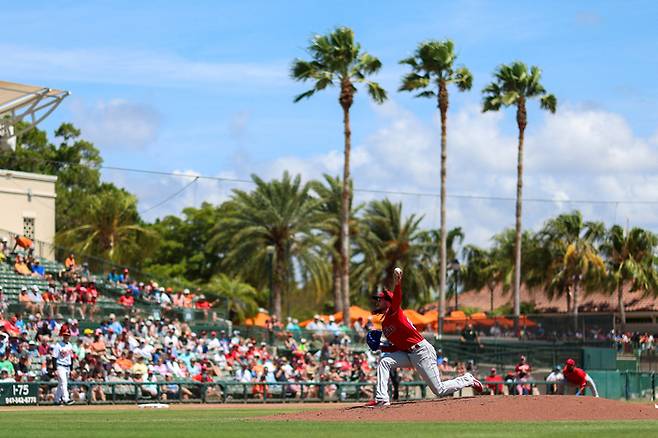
(1, 408, 657, 437)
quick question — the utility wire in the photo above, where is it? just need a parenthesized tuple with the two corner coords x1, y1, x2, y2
(139, 176, 199, 214)
(5, 157, 658, 205)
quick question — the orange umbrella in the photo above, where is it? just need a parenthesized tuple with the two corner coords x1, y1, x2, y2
(519, 315, 538, 327)
(332, 305, 372, 325)
(244, 312, 270, 328)
(403, 309, 435, 328)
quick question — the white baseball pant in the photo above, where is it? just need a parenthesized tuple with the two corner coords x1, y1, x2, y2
(375, 339, 474, 403)
(55, 365, 70, 403)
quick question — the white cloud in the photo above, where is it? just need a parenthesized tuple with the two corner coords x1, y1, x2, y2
(528, 106, 658, 173)
(70, 98, 161, 149)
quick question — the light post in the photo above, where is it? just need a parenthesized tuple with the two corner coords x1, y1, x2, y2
(451, 259, 461, 310)
(266, 245, 275, 316)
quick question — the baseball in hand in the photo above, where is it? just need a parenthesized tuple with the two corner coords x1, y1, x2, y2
(394, 267, 403, 276)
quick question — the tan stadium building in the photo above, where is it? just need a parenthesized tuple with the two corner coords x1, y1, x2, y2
(0, 168, 56, 259)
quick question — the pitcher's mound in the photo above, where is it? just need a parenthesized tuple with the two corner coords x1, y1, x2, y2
(269, 396, 658, 422)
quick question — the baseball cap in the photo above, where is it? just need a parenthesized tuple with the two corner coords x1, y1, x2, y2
(566, 358, 576, 367)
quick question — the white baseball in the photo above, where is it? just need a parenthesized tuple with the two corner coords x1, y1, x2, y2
(394, 267, 402, 275)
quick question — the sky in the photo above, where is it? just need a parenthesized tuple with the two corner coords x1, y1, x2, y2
(1, 0, 658, 249)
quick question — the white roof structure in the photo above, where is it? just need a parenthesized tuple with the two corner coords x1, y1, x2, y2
(0, 80, 69, 150)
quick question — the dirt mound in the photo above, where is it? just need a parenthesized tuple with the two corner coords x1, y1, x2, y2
(267, 396, 658, 422)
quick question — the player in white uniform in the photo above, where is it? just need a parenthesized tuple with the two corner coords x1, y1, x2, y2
(52, 326, 75, 405)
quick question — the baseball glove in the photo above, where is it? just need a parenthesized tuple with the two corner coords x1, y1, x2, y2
(366, 330, 382, 351)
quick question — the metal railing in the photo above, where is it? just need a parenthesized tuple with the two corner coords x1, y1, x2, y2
(4, 372, 655, 406)
(21, 380, 428, 405)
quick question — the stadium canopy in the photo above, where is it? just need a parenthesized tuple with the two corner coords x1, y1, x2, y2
(0, 80, 70, 150)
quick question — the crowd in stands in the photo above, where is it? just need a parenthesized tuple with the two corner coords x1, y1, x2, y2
(0, 311, 403, 402)
(613, 331, 655, 354)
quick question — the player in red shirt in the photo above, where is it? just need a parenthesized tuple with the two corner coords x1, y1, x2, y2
(562, 358, 599, 397)
(365, 267, 482, 407)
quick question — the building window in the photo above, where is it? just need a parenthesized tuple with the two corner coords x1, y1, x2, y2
(23, 217, 35, 240)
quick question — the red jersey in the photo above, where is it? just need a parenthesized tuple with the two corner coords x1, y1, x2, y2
(563, 366, 587, 389)
(381, 281, 424, 351)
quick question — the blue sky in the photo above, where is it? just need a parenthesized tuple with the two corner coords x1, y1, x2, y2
(2, 1, 657, 247)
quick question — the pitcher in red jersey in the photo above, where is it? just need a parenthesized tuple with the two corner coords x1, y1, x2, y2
(365, 267, 482, 407)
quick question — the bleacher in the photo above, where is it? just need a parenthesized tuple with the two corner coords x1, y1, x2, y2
(1, 255, 121, 309)
(0, 260, 50, 300)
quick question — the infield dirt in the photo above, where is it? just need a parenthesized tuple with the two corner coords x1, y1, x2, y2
(267, 396, 658, 422)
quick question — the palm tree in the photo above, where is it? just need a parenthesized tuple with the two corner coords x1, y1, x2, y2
(462, 244, 505, 313)
(600, 225, 658, 331)
(482, 62, 557, 326)
(540, 211, 605, 330)
(212, 172, 327, 320)
(419, 227, 464, 304)
(361, 199, 432, 307)
(291, 27, 387, 323)
(55, 187, 156, 269)
(399, 39, 472, 335)
(309, 175, 376, 313)
(204, 274, 259, 324)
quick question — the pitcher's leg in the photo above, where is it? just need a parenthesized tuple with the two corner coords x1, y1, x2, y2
(411, 340, 475, 397)
(585, 375, 599, 397)
(376, 351, 412, 403)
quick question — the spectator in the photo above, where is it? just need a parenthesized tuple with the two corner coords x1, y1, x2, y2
(64, 253, 77, 270)
(515, 355, 532, 395)
(107, 268, 123, 285)
(307, 315, 325, 332)
(172, 290, 185, 308)
(326, 315, 340, 333)
(0, 352, 15, 376)
(484, 368, 504, 395)
(27, 286, 44, 314)
(31, 259, 45, 277)
(14, 255, 36, 277)
(0, 368, 14, 382)
(12, 235, 34, 256)
(460, 323, 481, 348)
(0, 237, 9, 262)
(19, 287, 33, 313)
(118, 290, 135, 309)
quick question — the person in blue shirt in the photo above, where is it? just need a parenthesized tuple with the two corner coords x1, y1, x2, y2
(107, 314, 123, 334)
(31, 260, 45, 276)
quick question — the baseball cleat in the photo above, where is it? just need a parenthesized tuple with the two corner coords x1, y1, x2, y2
(365, 400, 390, 408)
(64, 400, 74, 406)
(471, 377, 484, 393)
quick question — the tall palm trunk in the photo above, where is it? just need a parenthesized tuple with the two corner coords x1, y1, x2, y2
(438, 79, 449, 336)
(273, 248, 285, 319)
(572, 278, 580, 333)
(513, 98, 527, 332)
(617, 281, 626, 332)
(332, 254, 343, 313)
(339, 80, 353, 325)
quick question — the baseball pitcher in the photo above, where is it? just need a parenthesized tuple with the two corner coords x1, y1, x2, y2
(365, 267, 482, 407)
